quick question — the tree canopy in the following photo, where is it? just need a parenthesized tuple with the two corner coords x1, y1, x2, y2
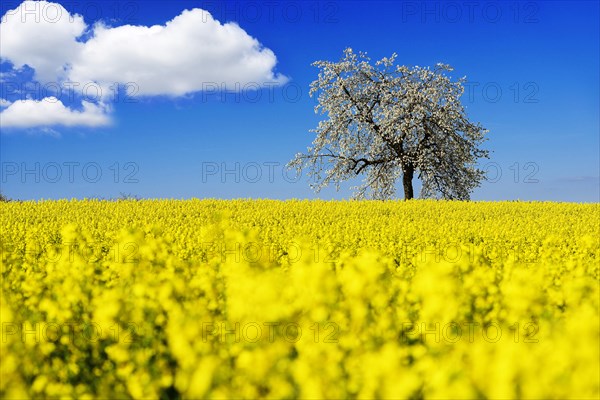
(289, 48, 489, 200)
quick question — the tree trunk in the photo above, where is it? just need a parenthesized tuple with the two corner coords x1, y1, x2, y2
(402, 165, 414, 200)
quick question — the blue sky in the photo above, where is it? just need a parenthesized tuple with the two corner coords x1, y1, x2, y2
(0, 0, 598, 201)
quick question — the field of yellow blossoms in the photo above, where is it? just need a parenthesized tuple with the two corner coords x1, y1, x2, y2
(1, 199, 599, 399)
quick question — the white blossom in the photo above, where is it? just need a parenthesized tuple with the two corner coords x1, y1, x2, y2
(288, 48, 489, 200)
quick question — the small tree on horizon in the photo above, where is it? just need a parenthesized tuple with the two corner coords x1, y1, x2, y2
(288, 48, 489, 200)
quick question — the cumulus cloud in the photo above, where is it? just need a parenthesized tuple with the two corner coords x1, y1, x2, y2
(0, 97, 111, 128)
(0, 1, 86, 83)
(70, 9, 287, 96)
(0, 1, 286, 128)
(0, 98, 12, 107)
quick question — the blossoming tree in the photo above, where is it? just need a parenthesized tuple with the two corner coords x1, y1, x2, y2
(289, 48, 489, 200)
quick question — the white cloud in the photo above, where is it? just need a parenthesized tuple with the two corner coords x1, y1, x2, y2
(0, 98, 12, 107)
(0, 1, 286, 128)
(70, 9, 287, 96)
(0, 97, 111, 128)
(0, 1, 86, 83)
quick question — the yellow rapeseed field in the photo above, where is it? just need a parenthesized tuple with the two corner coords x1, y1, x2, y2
(1, 199, 599, 399)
